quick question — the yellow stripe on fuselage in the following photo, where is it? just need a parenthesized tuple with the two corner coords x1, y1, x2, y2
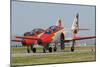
(52, 29, 65, 41)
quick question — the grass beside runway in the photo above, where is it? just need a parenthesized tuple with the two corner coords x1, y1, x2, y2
(11, 45, 96, 66)
(11, 46, 95, 53)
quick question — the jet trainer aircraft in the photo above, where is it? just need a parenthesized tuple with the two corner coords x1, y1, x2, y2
(12, 13, 96, 53)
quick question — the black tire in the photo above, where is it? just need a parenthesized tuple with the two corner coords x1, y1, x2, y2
(71, 47, 74, 52)
(49, 47, 52, 52)
(27, 48, 30, 53)
(43, 48, 46, 53)
(54, 47, 57, 52)
(32, 48, 36, 53)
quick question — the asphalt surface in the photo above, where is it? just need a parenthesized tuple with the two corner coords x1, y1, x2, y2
(12, 49, 95, 57)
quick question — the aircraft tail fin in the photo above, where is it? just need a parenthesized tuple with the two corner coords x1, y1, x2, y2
(56, 17, 63, 27)
(58, 19, 63, 27)
(71, 13, 89, 31)
(71, 13, 79, 30)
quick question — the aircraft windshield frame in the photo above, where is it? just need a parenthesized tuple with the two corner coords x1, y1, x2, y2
(30, 28, 44, 35)
(45, 26, 59, 34)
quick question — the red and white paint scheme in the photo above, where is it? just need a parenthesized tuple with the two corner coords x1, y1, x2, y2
(12, 13, 96, 53)
(12, 28, 45, 53)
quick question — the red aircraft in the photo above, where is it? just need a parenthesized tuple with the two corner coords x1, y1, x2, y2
(12, 28, 45, 53)
(12, 13, 96, 53)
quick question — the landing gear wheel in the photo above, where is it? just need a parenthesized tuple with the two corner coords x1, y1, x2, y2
(27, 46, 30, 53)
(54, 47, 57, 52)
(71, 40, 75, 52)
(49, 47, 52, 52)
(32, 48, 36, 53)
(71, 47, 74, 52)
(43, 48, 46, 53)
(27, 48, 30, 53)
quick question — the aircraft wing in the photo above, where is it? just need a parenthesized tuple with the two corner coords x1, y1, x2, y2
(64, 36, 96, 42)
(16, 36, 40, 40)
(15, 36, 96, 43)
(12, 39, 22, 42)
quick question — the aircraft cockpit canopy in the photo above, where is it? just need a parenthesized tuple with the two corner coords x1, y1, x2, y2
(45, 26, 61, 34)
(24, 28, 44, 36)
(31, 28, 44, 35)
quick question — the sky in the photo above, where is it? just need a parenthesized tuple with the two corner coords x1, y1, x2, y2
(11, 1, 96, 38)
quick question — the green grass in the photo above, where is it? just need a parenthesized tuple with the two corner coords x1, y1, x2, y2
(11, 51, 95, 66)
(11, 47, 44, 53)
(11, 46, 96, 66)
(11, 46, 95, 53)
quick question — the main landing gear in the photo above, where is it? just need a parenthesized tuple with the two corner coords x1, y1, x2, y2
(43, 47, 53, 53)
(71, 40, 75, 52)
(27, 45, 36, 53)
(53, 45, 57, 52)
(32, 47, 36, 53)
(27, 46, 30, 53)
(43, 44, 57, 53)
(49, 47, 52, 52)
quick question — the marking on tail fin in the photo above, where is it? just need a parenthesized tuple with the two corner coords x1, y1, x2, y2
(56, 17, 63, 27)
(71, 13, 79, 34)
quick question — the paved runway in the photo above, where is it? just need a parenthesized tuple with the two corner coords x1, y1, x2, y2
(12, 49, 95, 57)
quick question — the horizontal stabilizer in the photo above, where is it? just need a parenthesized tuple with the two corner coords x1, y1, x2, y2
(79, 29, 89, 30)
